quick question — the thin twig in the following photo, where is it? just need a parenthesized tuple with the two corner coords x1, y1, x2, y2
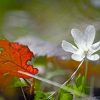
(21, 86, 27, 100)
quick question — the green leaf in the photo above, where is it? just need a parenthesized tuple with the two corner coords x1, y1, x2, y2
(34, 91, 46, 100)
(59, 89, 73, 100)
(75, 74, 85, 87)
(34, 79, 42, 91)
(73, 74, 89, 97)
(60, 93, 73, 100)
(34, 91, 54, 100)
(11, 77, 27, 87)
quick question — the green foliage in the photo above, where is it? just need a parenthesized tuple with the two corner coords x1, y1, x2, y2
(34, 91, 46, 100)
(59, 90, 73, 100)
(34, 91, 54, 100)
(73, 74, 89, 97)
(32, 55, 88, 99)
(34, 79, 42, 91)
(11, 77, 27, 87)
(56, 74, 88, 100)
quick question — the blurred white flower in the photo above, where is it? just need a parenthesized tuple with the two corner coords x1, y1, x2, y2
(62, 25, 100, 61)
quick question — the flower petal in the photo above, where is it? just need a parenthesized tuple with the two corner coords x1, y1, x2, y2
(91, 41, 100, 53)
(62, 40, 77, 53)
(87, 54, 99, 61)
(71, 54, 85, 61)
(71, 29, 86, 49)
(84, 25, 95, 47)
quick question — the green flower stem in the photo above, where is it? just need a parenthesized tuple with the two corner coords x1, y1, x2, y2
(81, 59, 88, 95)
(90, 76, 95, 96)
(18, 70, 87, 98)
(85, 60, 88, 79)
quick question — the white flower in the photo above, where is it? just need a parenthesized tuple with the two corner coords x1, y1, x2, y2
(62, 25, 100, 61)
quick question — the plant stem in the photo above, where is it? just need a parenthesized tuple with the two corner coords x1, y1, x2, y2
(85, 60, 88, 79)
(81, 59, 88, 96)
(90, 76, 95, 96)
(18, 68, 87, 98)
(21, 86, 27, 100)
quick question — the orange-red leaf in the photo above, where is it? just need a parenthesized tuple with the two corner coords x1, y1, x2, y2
(0, 40, 38, 78)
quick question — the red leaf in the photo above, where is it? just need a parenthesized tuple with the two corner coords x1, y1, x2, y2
(0, 40, 38, 78)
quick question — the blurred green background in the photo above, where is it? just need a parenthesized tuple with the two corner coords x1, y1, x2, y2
(0, 0, 100, 43)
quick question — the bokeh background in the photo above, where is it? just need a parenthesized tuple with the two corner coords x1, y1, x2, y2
(0, 0, 100, 43)
(0, 0, 100, 100)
